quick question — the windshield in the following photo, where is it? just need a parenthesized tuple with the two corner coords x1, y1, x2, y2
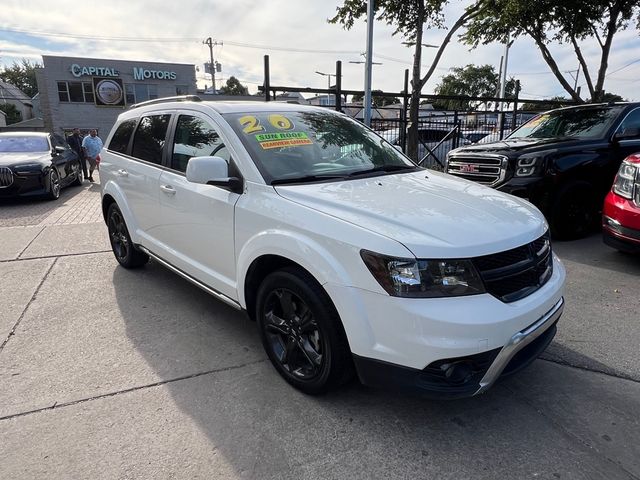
(0, 136, 49, 153)
(225, 110, 418, 184)
(509, 106, 623, 140)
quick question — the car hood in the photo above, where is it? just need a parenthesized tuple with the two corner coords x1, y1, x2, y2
(0, 152, 50, 167)
(275, 170, 547, 258)
(452, 136, 584, 155)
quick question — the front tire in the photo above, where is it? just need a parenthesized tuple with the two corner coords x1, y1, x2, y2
(107, 203, 149, 268)
(73, 160, 84, 186)
(550, 182, 597, 240)
(256, 267, 353, 394)
(46, 169, 61, 200)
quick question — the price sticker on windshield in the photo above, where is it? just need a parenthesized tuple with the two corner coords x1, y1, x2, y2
(256, 132, 313, 150)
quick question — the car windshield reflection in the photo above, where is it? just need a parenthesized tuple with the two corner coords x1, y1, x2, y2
(0, 136, 49, 153)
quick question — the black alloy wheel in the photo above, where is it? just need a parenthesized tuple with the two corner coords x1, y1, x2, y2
(47, 169, 61, 200)
(107, 203, 149, 268)
(551, 182, 597, 240)
(256, 267, 353, 394)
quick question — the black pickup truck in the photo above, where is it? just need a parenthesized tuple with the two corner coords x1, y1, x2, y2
(445, 103, 640, 239)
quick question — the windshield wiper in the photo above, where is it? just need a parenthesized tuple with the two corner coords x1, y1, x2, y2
(346, 164, 418, 177)
(271, 174, 347, 185)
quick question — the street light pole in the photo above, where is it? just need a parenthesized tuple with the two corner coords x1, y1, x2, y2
(315, 71, 335, 105)
(363, 0, 375, 126)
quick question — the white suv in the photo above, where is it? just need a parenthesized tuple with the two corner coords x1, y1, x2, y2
(100, 97, 565, 398)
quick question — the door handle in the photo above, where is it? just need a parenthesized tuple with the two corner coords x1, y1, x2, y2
(160, 184, 176, 195)
(116, 169, 129, 177)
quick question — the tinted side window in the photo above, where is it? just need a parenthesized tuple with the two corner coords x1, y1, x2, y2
(131, 114, 171, 164)
(617, 108, 640, 136)
(171, 115, 230, 172)
(108, 119, 137, 154)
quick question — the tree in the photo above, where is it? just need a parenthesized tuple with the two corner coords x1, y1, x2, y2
(218, 76, 249, 96)
(462, 0, 640, 103)
(0, 104, 22, 124)
(0, 58, 41, 98)
(352, 90, 401, 106)
(521, 97, 572, 112)
(432, 64, 520, 110)
(330, 0, 487, 161)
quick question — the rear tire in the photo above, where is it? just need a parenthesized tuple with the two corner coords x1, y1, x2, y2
(107, 203, 149, 268)
(550, 182, 598, 240)
(256, 266, 353, 394)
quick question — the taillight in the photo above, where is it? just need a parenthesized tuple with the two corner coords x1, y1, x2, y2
(612, 155, 640, 205)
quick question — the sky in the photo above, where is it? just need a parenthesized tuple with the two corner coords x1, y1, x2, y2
(1, 0, 639, 102)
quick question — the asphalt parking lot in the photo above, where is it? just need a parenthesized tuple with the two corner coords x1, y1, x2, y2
(1, 178, 639, 480)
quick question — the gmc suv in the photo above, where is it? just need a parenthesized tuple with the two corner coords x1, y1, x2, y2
(446, 103, 640, 239)
(100, 97, 565, 398)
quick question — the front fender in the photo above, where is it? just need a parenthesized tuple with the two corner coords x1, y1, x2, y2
(236, 229, 356, 309)
(101, 180, 141, 244)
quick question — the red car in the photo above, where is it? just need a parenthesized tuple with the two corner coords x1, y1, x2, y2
(603, 153, 640, 252)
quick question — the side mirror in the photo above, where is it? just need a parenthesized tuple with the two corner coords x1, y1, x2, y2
(614, 127, 640, 141)
(186, 156, 243, 194)
(52, 145, 65, 156)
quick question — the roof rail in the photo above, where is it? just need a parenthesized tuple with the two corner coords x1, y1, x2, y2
(129, 95, 201, 110)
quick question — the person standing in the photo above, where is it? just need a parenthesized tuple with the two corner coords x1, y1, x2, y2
(67, 128, 87, 180)
(82, 129, 103, 183)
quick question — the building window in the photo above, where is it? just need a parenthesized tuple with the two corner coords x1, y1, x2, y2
(176, 85, 189, 95)
(57, 81, 94, 103)
(57, 82, 69, 102)
(125, 84, 159, 104)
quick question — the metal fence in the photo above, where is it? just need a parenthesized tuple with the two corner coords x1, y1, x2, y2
(258, 56, 575, 170)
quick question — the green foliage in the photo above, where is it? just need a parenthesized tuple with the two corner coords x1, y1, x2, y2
(0, 58, 41, 98)
(461, 0, 640, 101)
(219, 76, 249, 96)
(329, 0, 448, 43)
(433, 64, 520, 110)
(601, 92, 626, 103)
(521, 97, 573, 112)
(0, 103, 22, 124)
(351, 91, 401, 107)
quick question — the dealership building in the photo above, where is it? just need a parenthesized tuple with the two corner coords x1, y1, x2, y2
(35, 55, 197, 137)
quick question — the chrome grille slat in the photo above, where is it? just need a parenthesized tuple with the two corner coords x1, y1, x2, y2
(446, 153, 507, 187)
(0, 167, 14, 188)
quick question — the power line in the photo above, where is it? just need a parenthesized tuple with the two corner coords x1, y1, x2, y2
(0, 27, 361, 55)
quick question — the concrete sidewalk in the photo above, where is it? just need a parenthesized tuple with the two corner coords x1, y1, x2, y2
(0, 187, 639, 479)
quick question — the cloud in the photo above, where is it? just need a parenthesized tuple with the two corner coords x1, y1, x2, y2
(0, 0, 638, 101)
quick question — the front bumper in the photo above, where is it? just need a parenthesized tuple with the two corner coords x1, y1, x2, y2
(353, 298, 563, 399)
(0, 171, 47, 197)
(602, 192, 640, 253)
(325, 254, 565, 397)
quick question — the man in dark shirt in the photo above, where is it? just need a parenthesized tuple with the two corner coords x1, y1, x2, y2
(67, 128, 87, 180)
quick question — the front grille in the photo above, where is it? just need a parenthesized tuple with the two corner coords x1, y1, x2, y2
(446, 154, 506, 186)
(0, 167, 14, 187)
(473, 232, 553, 303)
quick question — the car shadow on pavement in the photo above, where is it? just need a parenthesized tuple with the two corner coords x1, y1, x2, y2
(553, 232, 640, 275)
(111, 260, 640, 479)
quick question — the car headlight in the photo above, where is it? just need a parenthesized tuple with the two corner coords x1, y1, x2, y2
(514, 154, 544, 177)
(612, 158, 640, 205)
(14, 164, 44, 175)
(360, 250, 486, 298)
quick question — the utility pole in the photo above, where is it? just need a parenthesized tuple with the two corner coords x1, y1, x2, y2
(203, 37, 222, 92)
(363, 0, 375, 127)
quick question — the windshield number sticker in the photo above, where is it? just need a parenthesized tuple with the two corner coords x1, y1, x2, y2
(240, 115, 265, 134)
(240, 114, 296, 135)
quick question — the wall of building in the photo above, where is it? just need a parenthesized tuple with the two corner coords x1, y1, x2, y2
(37, 55, 197, 137)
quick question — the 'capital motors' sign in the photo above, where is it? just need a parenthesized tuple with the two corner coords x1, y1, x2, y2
(133, 67, 177, 80)
(71, 64, 119, 77)
(70, 63, 177, 81)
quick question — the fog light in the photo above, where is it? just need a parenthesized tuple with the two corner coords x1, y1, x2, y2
(443, 362, 473, 385)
